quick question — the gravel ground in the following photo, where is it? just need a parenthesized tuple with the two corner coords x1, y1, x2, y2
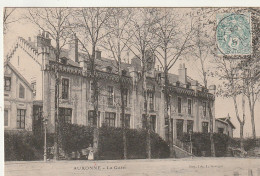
(4, 157, 260, 176)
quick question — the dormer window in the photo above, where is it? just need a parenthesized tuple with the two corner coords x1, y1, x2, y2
(60, 57, 67, 65)
(106, 66, 112, 73)
(186, 82, 191, 89)
(19, 84, 25, 99)
(122, 69, 127, 76)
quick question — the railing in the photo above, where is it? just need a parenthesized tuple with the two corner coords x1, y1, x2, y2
(174, 138, 192, 154)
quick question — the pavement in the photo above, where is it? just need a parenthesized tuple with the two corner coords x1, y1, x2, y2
(4, 157, 260, 176)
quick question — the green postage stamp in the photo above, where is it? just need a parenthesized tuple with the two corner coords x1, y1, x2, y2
(216, 13, 252, 55)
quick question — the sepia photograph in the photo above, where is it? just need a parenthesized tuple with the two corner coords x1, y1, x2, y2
(2, 5, 260, 176)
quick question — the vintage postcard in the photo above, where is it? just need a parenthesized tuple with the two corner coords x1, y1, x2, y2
(2, 4, 260, 176)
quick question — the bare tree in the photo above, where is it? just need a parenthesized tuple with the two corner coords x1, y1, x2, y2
(240, 59, 260, 140)
(71, 8, 112, 159)
(153, 8, 195, 157)
(101, 8, 133, 159)
(214, 57, 245, 149)
(125, 8, 159, 159)
(3, 8, 17, 34)
(27, 8, 72, 160)
(188, 8, 217, 157)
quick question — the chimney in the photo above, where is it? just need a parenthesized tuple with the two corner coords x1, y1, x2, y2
(69, 34, 79, 63)
(209, 85, 216, 94)
(178, 63, 187, 84)
(36, 31, 51, 48)
(95, 50, 101, 60)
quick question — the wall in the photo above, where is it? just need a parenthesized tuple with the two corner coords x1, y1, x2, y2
(4, 65, 33, 131)
(215, 120, 233, 138)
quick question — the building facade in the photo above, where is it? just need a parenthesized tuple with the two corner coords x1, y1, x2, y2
(4, 62, 33, 131)
(215, 115, 235, 138)
(5, 31, 216, 143)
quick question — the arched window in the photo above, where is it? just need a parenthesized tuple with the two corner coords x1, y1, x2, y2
(60, 57, 67, 65)
(106, 66, 112, 73)
(122, 69, 127, 76)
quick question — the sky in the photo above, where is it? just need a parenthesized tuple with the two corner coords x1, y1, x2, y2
(3, 8, 260, 138)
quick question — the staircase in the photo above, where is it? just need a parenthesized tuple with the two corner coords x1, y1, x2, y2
(173, 139, 194, 158)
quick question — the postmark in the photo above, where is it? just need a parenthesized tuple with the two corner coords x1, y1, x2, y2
(216, 13, 252, 55)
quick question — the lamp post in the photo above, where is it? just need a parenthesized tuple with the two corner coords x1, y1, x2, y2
(189, 130, 193, 155)
(43, 117, 48, 162)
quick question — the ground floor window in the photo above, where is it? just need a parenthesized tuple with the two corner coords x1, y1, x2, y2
(150, 115, 156, 131)
(142, 114, 156, 131)
(187, 120, 194, 133)
(105, 112, 116, 127)
(202, 122, 209, 133)
(17, 109, 26, 129)
(59, 108, 72, 123)
(120, 114, 130, 128)
(4, 109, 8, 126)
(88, 110, 100, 127)
(218, 127, 224, 134)
(176, 119, 184, 140)
(33, 105, 43, 134)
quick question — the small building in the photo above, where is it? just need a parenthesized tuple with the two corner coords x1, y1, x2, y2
(215, 114, 235, 137)
(4, 62, 33, 131)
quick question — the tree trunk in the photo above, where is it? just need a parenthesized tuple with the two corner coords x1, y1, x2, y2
(54, 40, 60, 160)
(164, 71, 174, 157)
(248, 100, 256, 139)
(143, 64, 151, 159)
(91, 47, 100, 159)
(53, 74, 59, 160)
(208, 101, 215, 157)
(120, 77, 127, 159)
(240, 123, 244, 150)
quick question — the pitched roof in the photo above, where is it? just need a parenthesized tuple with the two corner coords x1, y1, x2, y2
(216, 117, 236, 129)
(4, 62, 33, 91)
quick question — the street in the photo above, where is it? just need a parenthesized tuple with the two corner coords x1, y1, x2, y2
(4, 157, 260, 176)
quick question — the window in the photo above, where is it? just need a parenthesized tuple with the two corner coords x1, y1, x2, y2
(120, 114, 130, 128)
(60, 57, 67, 64)
(186, 82, 191, 89)
(107, 86, 114, 106)
(188, 99, 192, 115)
(142, 114, 156, 131)
(59, 108, 72, 123)
(150, 115, 156, 131)
(31, 81, 36, 97)
(90, 81, 94, 103)
(176, 81, 180, 87)
(4, 77, 11, 91)
(88, 110, 100, 127)
(122, 70, 127, 76)
(178, 97, 182, 113)
(4, 110, 8, 126)
(62, 78, 69, 99)
(142, 114, 147, 129)
(17, 109, 26, 129)
(19, 84, 25, 98)
(218, 128, 224, 134)
(123, 89, 128, 107)
(106, 66, 112, 73)
(147, 91, 154, 111)
(187, 120, 193, 133)
(176, 119, 184, 140)
(203, 102, 207, 116)
(105, 112, 116, 127)
(202, 122, 208, 133)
